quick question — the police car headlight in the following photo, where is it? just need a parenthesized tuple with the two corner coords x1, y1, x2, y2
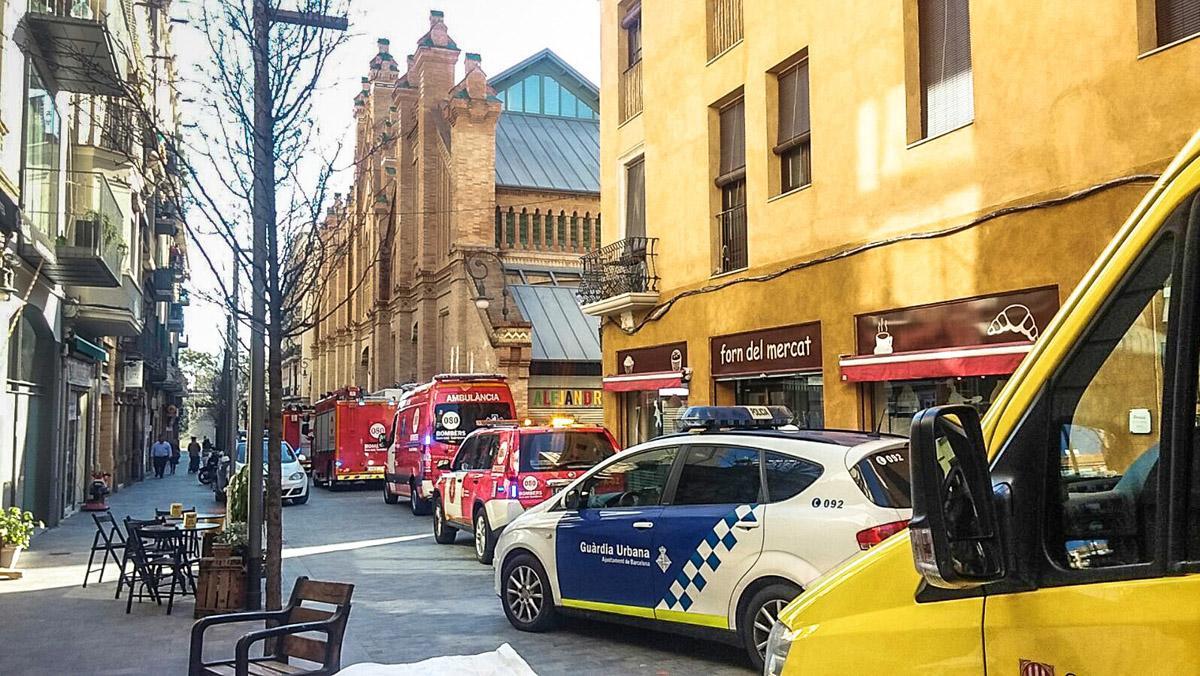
(764, 620, 798, 676)
(288, 472, 305, 481)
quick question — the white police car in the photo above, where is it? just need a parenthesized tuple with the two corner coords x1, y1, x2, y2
(492, 406, 912, 669)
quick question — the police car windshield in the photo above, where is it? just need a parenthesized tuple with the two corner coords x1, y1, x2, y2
(433, 403, 513, 445)
(849, 447, 911, 508)
(236, 441, 296, 465)
(519, 431, 616, 472)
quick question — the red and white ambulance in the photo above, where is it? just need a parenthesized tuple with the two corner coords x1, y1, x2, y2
(311, 387, 397, 488)
(382, 374, 516, 515)
(432, 420, 620, 564)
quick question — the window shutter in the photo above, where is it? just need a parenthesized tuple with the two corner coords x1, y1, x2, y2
(777, 61, 810, 146)
(719, 99, 746, 178)
(1157, 0, 1200, 46)
(625, 158, 646, 239)
(919, 0, 973, 137)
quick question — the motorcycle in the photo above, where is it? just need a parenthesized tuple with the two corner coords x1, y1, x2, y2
(198, 451, 221, 486)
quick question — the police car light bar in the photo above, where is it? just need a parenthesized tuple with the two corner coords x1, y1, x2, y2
(676, 406, 795, 432)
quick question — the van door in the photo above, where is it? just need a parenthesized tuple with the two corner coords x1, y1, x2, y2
(982, 197, 1200, 674)
(461, 433, 499, 526)
(444, 435, 480, 525)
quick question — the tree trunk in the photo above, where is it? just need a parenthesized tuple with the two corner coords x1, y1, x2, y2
(266, 197, 284, 613)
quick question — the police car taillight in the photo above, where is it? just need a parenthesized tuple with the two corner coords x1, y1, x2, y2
(676, 405, 795, 432)
(856, 520, 909, 550)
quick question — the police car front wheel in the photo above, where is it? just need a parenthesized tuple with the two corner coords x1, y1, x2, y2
(501, 553, 557, 632)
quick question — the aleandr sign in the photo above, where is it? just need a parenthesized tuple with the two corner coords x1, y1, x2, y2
(710, 322, 822, 378)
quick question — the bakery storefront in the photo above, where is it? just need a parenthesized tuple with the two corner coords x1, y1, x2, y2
(840, 287, 1059, 435)
(603, 342, 689, 447)
(711, 322, 824, 428)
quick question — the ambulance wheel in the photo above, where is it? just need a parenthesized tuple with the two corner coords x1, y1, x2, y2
(501, 552, 557, 632)
(383, 481, 399, 505)
(409, 482, 432, 516)
(474, 510, 496, 565)
(741, 582, 801, 671)
(433, 498, 457, 544)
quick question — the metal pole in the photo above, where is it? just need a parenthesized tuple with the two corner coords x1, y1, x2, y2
(246, 0, 271, 609)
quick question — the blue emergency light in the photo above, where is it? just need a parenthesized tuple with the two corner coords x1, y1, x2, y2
(676, 405, 795, 432)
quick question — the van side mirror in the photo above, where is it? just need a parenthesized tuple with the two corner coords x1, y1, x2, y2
(909, 405, 1005, 589)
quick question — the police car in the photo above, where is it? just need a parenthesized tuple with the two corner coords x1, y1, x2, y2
(492, 406, 912, 669)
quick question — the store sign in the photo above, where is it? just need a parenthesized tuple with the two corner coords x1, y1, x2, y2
(123, 361, 144, 390)
(711, 322, 822, 378)
(854, 286, 1059, 356)
(616, 341, 688, 374)
(530, 388, 603, 408)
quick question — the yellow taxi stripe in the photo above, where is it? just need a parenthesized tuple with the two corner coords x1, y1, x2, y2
(560, 599, 729, 629)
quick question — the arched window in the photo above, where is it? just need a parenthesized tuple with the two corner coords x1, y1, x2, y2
(505, 208, 516, 248)
(582, 213, 592, 251)
(494, 206, 503, 248)
(557, 211, 567, 248)
(570, 211, 579, 249)
(532, 209, 542, 248)
(519, 209, 529, 247)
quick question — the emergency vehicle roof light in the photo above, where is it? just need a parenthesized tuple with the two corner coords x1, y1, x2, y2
(676, 406, 795, 432)
(433, 373, 506, 382)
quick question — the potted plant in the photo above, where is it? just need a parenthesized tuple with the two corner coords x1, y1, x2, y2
(0, 507, 42, 569)
(212, 521, 248, 559)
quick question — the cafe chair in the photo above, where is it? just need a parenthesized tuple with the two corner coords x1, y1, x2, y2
(83, 512, 125, 588)
(115, 517, 163, 599)
(189, 577, 354, 676)
(121, 518, 194, 615)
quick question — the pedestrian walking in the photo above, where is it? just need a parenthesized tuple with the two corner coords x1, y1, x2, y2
(187, 436, 202, 473)
(169, 439, 181, 475)
(151, 434, 172, 479)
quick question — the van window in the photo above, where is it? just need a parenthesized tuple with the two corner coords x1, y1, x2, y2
(433, 402, 513, 444)
(1050, 232, 1174, 570)
(849, 447, 911, 508)
(671, 446, 762, 506)
(518, 431, 617, 472)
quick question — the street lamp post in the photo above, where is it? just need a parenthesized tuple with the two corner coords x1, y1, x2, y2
(246, 0, 346, 610)
(466, 251, 510, 321)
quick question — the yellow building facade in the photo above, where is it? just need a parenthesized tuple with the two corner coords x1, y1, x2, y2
(588, 0, 1200, 446)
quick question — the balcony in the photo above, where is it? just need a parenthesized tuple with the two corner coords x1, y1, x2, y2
(151, 362, 185, 394)
(27, 170, 125, 287)
(70, 273, 143, 337)
(72, 96, 137, 171)
(25, 0, 130, 96)
(579, 237, 659, 328)
(151, 267, 176, 302)
(167, 302, 185, 333)
(619, 61, 642, 123)
(717, 203, 747, 273)
(154, 200, 180, 235)
(708, 0, 743, 59)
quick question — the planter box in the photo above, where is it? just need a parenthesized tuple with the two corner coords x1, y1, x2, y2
(194, 555, 245, 618)
(0, 545, 22, 569)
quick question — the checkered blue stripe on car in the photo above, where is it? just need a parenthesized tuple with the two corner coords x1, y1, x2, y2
(656, 504, 762, 612)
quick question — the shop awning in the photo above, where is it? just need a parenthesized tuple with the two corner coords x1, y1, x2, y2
(602, 370, 684, 392)
(838, 343, 1031, 382)
(71, 335, 109, 363)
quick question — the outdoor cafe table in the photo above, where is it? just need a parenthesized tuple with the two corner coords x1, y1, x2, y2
(146, 522, 221, 559)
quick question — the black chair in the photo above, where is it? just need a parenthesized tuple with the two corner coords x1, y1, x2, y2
(120, 518, 193, 614)
(189, 577, 354, 676)
(83, 512, 125, 588)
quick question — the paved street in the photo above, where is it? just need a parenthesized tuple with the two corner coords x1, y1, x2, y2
(0, 460, 751, 675)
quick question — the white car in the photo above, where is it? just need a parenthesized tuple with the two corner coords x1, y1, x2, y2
(492, 406, 912, 669)
(235, 439, 310, 505)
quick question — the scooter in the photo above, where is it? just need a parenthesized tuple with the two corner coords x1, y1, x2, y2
(198, 451, 221, 486)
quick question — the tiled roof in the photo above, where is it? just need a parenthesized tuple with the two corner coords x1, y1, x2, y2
(494, 112, 600, 194)
(509, 284, 600, 362)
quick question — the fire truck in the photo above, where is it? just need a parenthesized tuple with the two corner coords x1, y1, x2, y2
(282, 405, 313, 474)
(311, 387, 397, 488)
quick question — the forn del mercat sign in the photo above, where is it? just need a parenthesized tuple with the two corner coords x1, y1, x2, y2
(710, 322, 823, 378)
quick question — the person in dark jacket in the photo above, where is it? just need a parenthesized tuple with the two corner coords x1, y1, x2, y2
(169, 439, 181, 475)
(187, 436, 202, 473)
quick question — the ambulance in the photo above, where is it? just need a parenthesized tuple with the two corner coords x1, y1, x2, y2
(765, 132, 1200, 676)
(493, 406, 912, 669)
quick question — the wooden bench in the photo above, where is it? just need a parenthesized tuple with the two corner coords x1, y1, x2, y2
(188, 577, 354, 676)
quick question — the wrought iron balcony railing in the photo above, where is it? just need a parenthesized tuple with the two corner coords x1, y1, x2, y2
(579, 236, 659, 305)
(716, 204, 747, 273)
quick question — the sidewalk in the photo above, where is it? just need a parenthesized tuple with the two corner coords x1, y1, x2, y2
(0, 456, 300, 675)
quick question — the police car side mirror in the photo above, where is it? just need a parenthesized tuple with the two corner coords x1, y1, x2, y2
(909, 405, 1005, 589)
(436, 460, 452, 471)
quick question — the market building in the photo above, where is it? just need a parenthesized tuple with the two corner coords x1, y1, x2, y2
(0, 0, 189, 525)
(305, 11, 602, 421)
(589, 0, 1200, 445)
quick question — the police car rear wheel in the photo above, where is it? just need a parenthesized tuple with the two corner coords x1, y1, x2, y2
(433, 498, 457, 544)
(742, 582, 801, 671)
(474, 511, 496, 564)
(502, 553, 556, 632)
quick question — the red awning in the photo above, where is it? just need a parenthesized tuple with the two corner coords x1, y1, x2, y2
(602, 370, 684, 393)
(839, 343, 1032, 382)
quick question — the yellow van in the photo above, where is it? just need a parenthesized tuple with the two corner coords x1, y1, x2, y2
(766, 129, 1200, 676)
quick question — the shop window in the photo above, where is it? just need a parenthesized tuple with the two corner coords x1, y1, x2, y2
(581, 446, 678, 509)
(1049, 233, 1174, 570)
(671, 446, 761, 506)
(715, 97, 746, 273)
(914, 0, 973, 139)
(774, 57, 811, 194)
(1155, 0, 1200, 46)
(763, 452, 823, 503)
(735, 375, 823, 428)
(872, 376, 1006, 436)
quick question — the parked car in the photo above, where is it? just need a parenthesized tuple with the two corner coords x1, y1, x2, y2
(432, 421, 620, 564)
(382, 374, 517, 515)
(493, 406, 912, 669)
(216, 438, 310, 505)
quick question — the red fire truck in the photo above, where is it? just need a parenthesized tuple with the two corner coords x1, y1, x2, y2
(311, 387, 397, 488)
(282, 406, 313, 474)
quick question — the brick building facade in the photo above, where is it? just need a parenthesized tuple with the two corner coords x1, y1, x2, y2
(306, 12, 603, 421)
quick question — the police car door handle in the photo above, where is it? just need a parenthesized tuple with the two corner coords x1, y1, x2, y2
(632, 521, 654, 530)
(734, 520, 760, 530)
